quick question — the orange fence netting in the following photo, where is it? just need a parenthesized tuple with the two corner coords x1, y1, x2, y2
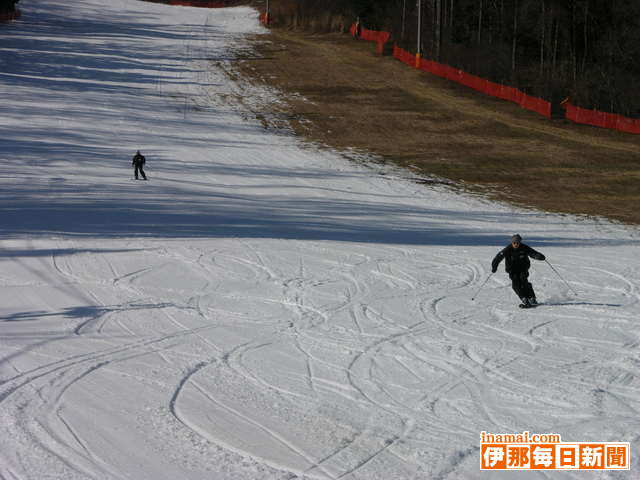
(564, 103, 640, 134)
(352, 24, 391, 55)
(370, 26, 639, 133)
(396, 44, 552, 118)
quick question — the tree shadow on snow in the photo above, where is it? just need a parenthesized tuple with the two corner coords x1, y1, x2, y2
(2, 2, 638, 249)
(1, 173, 637, 247)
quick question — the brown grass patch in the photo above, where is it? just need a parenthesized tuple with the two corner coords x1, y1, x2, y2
(238, 29, 640, 224)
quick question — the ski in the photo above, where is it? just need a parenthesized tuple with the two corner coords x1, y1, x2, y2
(519, 303, 540, 309)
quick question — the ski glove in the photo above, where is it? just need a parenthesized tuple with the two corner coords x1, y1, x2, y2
(491, 251, 504, 273)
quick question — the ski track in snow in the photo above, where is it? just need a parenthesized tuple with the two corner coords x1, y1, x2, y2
(1, 0, 640, 479)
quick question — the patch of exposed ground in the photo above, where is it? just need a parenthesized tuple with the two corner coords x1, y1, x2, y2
(238, 29, 640, 224)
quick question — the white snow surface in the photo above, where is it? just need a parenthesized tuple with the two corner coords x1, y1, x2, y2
(1, 1, 640, 479)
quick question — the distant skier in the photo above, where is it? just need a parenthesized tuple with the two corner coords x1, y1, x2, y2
(491, 234, 545, 308)
(132, 150, 147, 180)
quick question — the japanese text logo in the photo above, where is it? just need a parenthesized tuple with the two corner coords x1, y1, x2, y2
(480, 431, 629, 470)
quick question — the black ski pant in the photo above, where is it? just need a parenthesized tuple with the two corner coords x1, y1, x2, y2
(134, 165, 146, 180)
(509, 270, 535, 300)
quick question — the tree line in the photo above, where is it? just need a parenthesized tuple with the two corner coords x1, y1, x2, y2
(265, 0, 640, 117)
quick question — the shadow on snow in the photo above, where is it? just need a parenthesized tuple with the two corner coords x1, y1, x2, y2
(1, 2, 635, 248)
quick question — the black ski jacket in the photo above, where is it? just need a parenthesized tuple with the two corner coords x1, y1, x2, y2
(492, 243, 545, 274)
(132, 153, 146, 167)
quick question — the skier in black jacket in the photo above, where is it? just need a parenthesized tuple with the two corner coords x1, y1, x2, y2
(132, 150, 147, 180)
(492, 234, 545, 308)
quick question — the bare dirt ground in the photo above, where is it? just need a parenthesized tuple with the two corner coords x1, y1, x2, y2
(238, 29, 640, 224)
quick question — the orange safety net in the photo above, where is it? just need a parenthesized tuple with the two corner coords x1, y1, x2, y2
(393, 44, 414, 67)
(565, 103, 640, 134)
(362, 26, 638, 133)
(392, 45, 552, 118)
(519, 93, 551, 118)
(354, 25, 391, 55)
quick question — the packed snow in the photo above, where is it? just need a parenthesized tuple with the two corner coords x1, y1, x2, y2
(1, 0, 639, 478)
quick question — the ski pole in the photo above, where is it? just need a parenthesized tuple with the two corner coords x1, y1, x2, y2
(471, 272, 494, 301)
(545, 260, 578, 296)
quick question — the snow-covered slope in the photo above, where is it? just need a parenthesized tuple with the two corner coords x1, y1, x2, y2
(1, 1, 639, 478)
